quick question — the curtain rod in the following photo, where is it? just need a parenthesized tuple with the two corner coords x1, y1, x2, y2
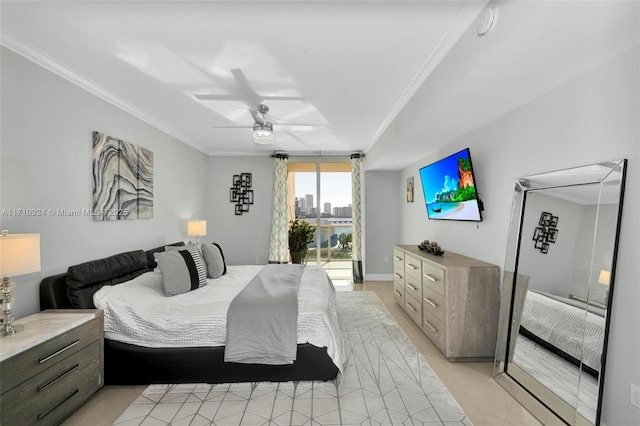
(270, 151, 365, 158)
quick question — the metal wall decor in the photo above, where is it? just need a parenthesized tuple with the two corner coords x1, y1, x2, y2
(533, 211, 559, 254)
(230, 173, 253, 215)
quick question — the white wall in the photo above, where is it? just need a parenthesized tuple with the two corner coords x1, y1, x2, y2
(205, 156, 274, 265)
(0, 47, 209, 319)
(393, 47, 639, 426)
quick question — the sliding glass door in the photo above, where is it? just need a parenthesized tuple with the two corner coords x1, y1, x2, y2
(287, 159, 352, 283)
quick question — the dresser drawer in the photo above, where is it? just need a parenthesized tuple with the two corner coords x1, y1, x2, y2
(404, 293, 422, 327)
(405, 274, 422, 302)
(422, 285, 445, 323)
(393, 281, 404, 306)
(393, 248, 405, 270)
(393, 263, 404, 286)
(1, 340, 101, 426)
(422, 261, 445, 296)
(423, 309, 445, 352)
(404, 254, 422, 281)
(0, 319, 99, 393)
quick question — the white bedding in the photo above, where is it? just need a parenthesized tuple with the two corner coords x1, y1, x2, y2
(520, 290, 604, 372)
(93, 265, 344, 372)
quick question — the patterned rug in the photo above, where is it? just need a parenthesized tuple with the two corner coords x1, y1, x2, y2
(113, 292, 471, 425)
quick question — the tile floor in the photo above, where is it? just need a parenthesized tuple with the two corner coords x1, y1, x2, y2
(60, 281, 542, 426)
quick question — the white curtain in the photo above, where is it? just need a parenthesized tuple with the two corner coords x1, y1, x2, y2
(351, 154, 363, 283)
(268, 154, 289, 263)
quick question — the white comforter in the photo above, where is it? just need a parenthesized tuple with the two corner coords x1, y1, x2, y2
(93, 265, 344, 372)
(520, 290, 604, 372)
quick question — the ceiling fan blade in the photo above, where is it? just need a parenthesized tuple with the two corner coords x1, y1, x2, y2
(194, 94, 239, 101)
(273, 124, 314, 131)
(250, 108, 267, 125)
(210, 125, 253, 129)
(230, 68, 262, 106)
(195, 94, 306, 102)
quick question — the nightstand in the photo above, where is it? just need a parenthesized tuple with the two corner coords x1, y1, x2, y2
(0, 310, 104, 425)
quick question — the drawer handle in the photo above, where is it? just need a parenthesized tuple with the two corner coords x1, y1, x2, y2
(407, 283, 417, 291)
(39, 340, 80, 364)
(407, 263, 418, 270)
(37, 388, 79, 420)
(394, 256, 402, 261)
(406, 302, 416, 312)
(394, 289, 401, 297)
(424, 321, 438, 334)
(38, 364, 79, 392)
(394, 272, 403, 279)
(424, 297, 438, 308)
(423, 274, 438, 282)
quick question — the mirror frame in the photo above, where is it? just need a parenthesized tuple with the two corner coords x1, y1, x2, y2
(494, 159, 627, 425)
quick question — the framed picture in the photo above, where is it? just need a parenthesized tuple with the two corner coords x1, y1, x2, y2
(407, 177, 414, 203)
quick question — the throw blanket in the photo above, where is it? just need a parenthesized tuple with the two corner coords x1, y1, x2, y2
(224, 264, 305, 365)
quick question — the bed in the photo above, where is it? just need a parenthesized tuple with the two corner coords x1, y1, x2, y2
(519, 290, 605, 377)
(39, 243, 343, 385)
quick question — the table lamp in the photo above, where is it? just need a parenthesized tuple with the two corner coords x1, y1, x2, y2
(0, 230, 41, 336)
(187, 219, 207, 244)
(598, 269, 611, 304)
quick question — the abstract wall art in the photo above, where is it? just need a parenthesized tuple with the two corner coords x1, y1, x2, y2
(92, 131, 154, 221)
(532, 211, 559, 254)
(230, 172, 253, 215)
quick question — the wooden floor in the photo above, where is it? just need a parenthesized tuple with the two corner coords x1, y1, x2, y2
(61, 281, 542, 426)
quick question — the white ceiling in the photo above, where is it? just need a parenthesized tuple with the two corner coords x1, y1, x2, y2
(1, 1, 638, 170)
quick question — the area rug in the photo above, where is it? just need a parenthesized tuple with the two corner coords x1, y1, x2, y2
(113, 292, 471, 425)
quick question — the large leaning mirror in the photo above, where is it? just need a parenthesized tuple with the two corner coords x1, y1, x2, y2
(494, 159, 627, 426)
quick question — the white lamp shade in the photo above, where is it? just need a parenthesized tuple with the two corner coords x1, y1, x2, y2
(187, 220, 207, 237)
(0, 233, 41, 277)
(598, 270, 611, 286)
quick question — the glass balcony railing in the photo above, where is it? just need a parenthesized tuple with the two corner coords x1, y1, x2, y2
(306, 223, 352, 265)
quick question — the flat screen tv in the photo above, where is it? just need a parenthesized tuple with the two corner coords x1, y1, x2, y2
(418, 148, 483, 222)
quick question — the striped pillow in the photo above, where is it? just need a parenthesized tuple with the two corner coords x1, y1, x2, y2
(165, 244, 207, 287)
(154, 251, 206, 297)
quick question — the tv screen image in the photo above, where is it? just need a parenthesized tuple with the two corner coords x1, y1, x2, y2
(418, 148, 483, 222)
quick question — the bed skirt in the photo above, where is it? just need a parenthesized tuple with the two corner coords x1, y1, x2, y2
(104, 339, 339, 385)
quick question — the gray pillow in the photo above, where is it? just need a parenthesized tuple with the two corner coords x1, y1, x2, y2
(154, 250, 206, 297)
(201, 243, 227, 279)
(165, 243, 207, 286)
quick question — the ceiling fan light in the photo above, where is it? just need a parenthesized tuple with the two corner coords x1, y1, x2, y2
(253, 123, 274, 145)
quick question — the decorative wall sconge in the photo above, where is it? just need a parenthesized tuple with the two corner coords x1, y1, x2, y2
(533, 211, 559, 254)
(230, 173, 253, 215)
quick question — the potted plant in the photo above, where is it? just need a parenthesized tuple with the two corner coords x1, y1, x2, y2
(288, 219, 316, 264)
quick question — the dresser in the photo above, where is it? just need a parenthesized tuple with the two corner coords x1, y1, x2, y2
(393, 245, 500, 360)
(0, 310, 104, 426)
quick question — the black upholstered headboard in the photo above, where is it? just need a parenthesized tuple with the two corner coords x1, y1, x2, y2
(40, 242, 184, 310)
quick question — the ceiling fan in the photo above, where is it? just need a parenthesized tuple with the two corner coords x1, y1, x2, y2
(209, 103, 314, 145)
(194, 69, 313, 144)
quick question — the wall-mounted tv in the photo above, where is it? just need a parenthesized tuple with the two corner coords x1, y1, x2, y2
(418, 148, 483, 222)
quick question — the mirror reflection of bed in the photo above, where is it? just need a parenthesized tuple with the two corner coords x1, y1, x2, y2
(495, 159, 626, 426)
(513, 289, 605, 423)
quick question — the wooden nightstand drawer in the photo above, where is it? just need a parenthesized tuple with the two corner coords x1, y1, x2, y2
(422, 261, 445, 296)
(404, 293, 422, 327)
(0, 319, 99, 393)
(423, 310, 445, 352)
(404, 255, 422, 281)
(393, 281, 404, 306)
(422, 285, 445, 323)
(0, 340, 101, 426)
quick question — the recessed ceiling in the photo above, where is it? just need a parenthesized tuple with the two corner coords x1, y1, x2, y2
(1, 1, 638, 170)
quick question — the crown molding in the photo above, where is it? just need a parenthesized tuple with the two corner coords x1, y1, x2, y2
(0, 30, 208, 155)
(365, 0, 488, 152)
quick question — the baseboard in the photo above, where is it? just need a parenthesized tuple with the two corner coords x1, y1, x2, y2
(365, 274, 393, 281)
